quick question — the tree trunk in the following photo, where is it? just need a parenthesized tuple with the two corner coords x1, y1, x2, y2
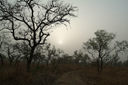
(0, 53, 3, 66)
(97, 58, 100, 74)
(10, 60, 12, 66)
(101, 57, 103, 70)
(15, 56, 20, 66)
(46, 60, 49, 66)
(27, 60, 31, 72)
(15, 61, 19, 66)
(27, 47, 35, 72)
(47, 56, 51, 66)
(9, 57, 13, 66)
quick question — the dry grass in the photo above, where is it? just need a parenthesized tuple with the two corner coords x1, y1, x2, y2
(0, 63, 128, 85)
(0, 63, 82, 85)
(79, 66, 128, 85)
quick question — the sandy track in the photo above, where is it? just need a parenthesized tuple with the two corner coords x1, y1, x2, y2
(52, 71, 86, 85)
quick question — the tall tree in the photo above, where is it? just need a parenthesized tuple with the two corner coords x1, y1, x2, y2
(83, 30, 128, 74)
(0, 0, 77, 71)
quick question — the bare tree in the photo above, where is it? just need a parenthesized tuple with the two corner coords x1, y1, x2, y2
(0, 0, 77, 71)
(58, 53, 72, 64)
(123, 57, 128, 67)
(32, 45, 45, 65)
(80, 54, 90, 66)
(4, 43, 17, 65)
(44, 43, 57, 66)
(73, 50, 90, 65)
(83, 30, 128, 74)
(0, 32, 9, 66)
(0, 33, 5, 66)
(73, 50, 83, 64)
(12, 43, 23, 66)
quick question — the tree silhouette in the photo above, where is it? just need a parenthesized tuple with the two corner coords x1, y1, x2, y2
(44, 43, 57, 66)
(0, 33, 9, 66)
(0, 33, 5, 66)
(83, 30, 128, 74)
(0, 0, 77, 71)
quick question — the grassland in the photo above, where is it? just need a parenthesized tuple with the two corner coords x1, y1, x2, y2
(0, 63, 128, 85)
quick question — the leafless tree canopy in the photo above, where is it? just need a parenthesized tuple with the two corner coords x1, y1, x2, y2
(0, 0, 78, 71)
(83, 30, 128, 74)
(0, 0, 77, 47)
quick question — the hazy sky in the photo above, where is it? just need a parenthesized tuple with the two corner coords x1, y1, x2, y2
(6, 0, 128, 60)
(48, 0, 128, 57)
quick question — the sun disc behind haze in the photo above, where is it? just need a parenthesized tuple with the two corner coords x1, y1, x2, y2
(59, 41, 62, 44)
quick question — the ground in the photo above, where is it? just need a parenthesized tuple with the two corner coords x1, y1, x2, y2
(52, 71, 86, 85)
(0, 64, 128, 85)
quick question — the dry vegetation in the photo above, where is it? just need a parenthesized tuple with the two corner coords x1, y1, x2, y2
(0, 63, 128, 85)
(79, 66, 128, 85)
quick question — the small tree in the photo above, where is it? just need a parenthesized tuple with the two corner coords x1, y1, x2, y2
(11, 43, 23, 66)
(3, 42, 20, 66)
(59, 53, 72, 64)
(83, 30, 128, 74)
(0, 32, 9, 66)
(32, 45, 45, 65)
(13, 42, 31, 62)
(6, 44, 16, 65)
(73, 50, 90, 65)
(0, 33, 5, 66)
(80, 54, 90, 66)
(44, 43, 56, 66)
(123, 57, 128, 67)
(0, 0, 77, 71)
(73, 50, 83, 64)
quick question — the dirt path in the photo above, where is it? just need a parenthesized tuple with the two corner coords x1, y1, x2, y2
(52, 71, 87, 85)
